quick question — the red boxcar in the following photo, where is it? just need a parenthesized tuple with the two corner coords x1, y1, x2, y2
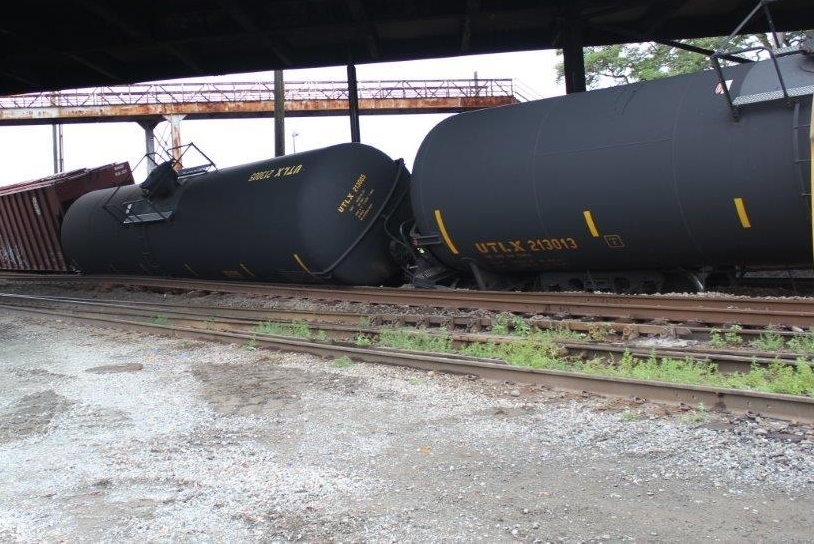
(0, 163, 134, 271)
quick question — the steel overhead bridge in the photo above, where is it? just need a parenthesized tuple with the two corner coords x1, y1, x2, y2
(0, 78, 533, 126)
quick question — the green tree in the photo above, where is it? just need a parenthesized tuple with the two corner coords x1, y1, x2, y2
(558, 33, 810, 90)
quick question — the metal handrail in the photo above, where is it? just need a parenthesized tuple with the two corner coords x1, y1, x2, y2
(711, 45, 789, 118)
(710, 0, 806, 120)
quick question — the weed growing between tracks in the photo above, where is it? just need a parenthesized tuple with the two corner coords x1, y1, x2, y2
(364, 327, 814, 397)
(709, 325, 744, 348)
(787, 333, 814, 354)
(709, 326, 814, 354)
(248, 317, 814, 397)
(749, 330, 786, 351)
(331, 356, 354, 368)
(254, 320, 327, 342)
(378, 328, 454, 353)
(589, 353, 814, 397)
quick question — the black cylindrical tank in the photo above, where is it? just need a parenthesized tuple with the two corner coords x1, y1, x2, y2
(411, 55, 814, 277)
(62, 143, 412, 285)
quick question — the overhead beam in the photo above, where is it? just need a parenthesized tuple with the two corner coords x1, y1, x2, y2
(589, 22, 752, 64)
(579, 0, 665, 23)
(638, 0, 692, 35)
(0, 70, 41, 92)
(0, 28, 120, 82)
(217, 0, 293, 66)
(75, 0, 204, 75)
(347, 0, 380, 59)
(460, 0, 481, 53)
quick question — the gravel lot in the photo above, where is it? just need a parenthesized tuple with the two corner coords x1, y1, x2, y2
(1, 297, 814, 542)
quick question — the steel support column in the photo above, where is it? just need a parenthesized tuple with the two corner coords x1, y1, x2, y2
(163, 114, 186, 167)
(562, 16, 586, 94)
(347, 64, 361, 142)
(138, 119, 160, 172)
(274, 70, 285, 156)
(51, 123, 63, 174)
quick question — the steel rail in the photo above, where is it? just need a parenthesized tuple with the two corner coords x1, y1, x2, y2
(71, 275, 814, 311)
(9, 289, 811, 341)
(3, 274, 813, 328)
(0, 292, 692, 337)
(0, 272, 806, 311)
(2, 302, 812, 423)
(0, 291, 694, 336)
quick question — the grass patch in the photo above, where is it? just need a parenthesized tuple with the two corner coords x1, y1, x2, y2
(546, 323, 585, 341)
(243, 337, 258, 351)
(253, 319, 320, 340)
(684, 402, 708, 424)
(709, 325, 743, 348)
(749, 330, 785, 351)
(331, 356, 354, 368)
(355, 333, 373, 347)
(787, 333, 814, 355)
(586, 322, 614, 342)
(489, 313, 533, 337)
(490, 313, 513, 335)
(512, 316, 532, 336)
(378, 328, 454, 353)
(621, 410, 639, 422)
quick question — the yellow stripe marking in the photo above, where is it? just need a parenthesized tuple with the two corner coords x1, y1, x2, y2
(433, 209, 459, 255)
(184, 263, 199, 277)
(733, 197, 752, 228)
(583, 210, 600, 237)
(139, 263, 152, 275)
(240, 263, 256, 278)
(293, 253, 317, 278)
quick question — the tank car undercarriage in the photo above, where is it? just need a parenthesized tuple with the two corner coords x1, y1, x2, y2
(405, 251, 814, 294)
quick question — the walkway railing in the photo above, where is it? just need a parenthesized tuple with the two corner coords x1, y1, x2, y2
(0, 78, 526, 109)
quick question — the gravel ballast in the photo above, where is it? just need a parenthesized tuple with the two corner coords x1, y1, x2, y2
(1, 307, 813, 542)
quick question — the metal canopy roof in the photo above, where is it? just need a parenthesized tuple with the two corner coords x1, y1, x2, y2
(2, 0, 812, 96)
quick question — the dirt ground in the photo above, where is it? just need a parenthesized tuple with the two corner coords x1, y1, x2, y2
(1, 309, 813, 543)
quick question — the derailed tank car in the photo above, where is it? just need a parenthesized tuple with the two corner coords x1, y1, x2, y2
(62, 143, 412, 285)
(410, 45, 814, 292)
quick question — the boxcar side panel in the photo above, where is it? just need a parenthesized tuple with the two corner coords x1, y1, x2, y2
(0, 163, 134, 272)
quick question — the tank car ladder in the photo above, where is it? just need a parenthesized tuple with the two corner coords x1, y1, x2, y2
(102, 143, 217, 225)
(100, 143, 218, 275)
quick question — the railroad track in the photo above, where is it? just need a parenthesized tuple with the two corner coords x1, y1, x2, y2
(2, 292, 813, 423)
(0, 293, 809, 373)
(2, 273, 813, 328)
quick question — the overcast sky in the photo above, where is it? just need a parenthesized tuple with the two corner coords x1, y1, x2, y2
(0, 50, 563, 186)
